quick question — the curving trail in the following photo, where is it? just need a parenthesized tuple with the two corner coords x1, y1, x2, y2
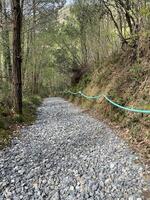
(0, 98, 149, 200)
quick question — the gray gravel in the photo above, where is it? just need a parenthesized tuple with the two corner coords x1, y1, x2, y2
(0, 97, 149, 200)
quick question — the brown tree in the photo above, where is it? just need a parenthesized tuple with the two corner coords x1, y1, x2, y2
(12, 0, 23, 114)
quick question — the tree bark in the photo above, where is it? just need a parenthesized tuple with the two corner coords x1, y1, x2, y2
(0, 0, 12, 81)
(80, 20, 88, 67)
(32, 0, 38, 94)
(3, 1, 12, 81)
(12, 0, 23, 115)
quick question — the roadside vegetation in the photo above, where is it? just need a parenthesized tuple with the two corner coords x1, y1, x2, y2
(0, 95, 42, 149)
(0, 0, 68, 148)
(64, 0, 150, 162)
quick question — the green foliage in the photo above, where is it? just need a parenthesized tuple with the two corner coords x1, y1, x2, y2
(129, 64, 145, 82)
(28, 96, 42, 106)
(13, 114, 24, 123)
(140, 6, 150, 17)
(0, 95, 42, 149)
(0, 129, 11, 150)
(73, 72, 91, 91)
(129, 64, 143, 75)
(22, 95, 42, 124)
(0, 120, 5, 129)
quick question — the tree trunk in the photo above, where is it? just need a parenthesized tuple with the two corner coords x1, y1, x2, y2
(80, 20, 88, 67)
(3, 2, 12, 81)
(0, 0, 12, 81)
(12, 0, 23, 115)
(32, 0, 38, 94)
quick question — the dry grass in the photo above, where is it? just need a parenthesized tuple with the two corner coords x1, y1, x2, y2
(69, 49, 150, 164)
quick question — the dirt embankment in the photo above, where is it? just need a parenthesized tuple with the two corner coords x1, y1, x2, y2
(69, 39, 150, 164)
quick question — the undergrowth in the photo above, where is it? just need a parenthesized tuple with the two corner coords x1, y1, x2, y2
(68, 46, 150, 162)
(0, 95, 42, 150)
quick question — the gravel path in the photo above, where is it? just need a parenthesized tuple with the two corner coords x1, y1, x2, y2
(0, 97, 149, 200)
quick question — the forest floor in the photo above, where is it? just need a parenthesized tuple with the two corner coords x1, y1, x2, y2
(0, 95, 42, 150)
(0, 97, 150, 200)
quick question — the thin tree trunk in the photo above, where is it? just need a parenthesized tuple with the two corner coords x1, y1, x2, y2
(3, 1, 12, 81)
(12, 0, 23, 115)
(80, 21, 88, 67)
(0, 0, 3, 81)
(32, 0, 38, 94)
(0, 0, 12, 81)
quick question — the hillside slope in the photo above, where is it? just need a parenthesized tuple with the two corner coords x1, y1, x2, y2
(69, 42, 150, 163)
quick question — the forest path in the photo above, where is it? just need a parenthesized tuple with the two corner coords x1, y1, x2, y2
(0, 98, 149, 200)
